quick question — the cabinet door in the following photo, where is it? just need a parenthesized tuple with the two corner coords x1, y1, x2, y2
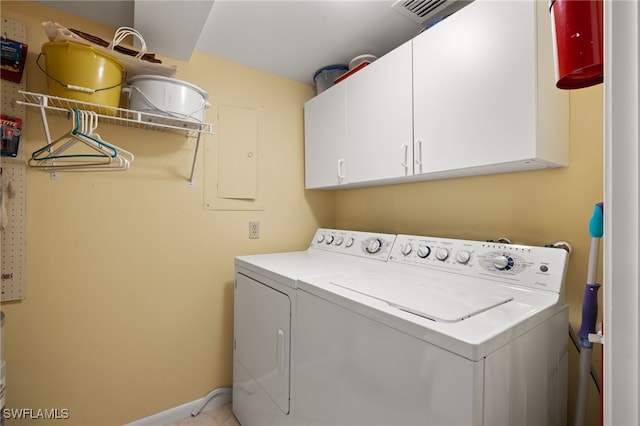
(346, 41, 414, 184)
(304, 83, 347, 188)
(413, 0, 537, 174)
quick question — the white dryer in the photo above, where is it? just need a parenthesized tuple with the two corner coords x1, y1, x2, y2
(233, 228, 396, 426)
(295, 234, 569, 426)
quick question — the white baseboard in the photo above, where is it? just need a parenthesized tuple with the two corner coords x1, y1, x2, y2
(124, 387, 232, 426)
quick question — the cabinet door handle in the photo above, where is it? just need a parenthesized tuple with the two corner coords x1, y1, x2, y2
(401, 144, 409, 175)
(337, 159, 346, 183)
(277, 329, 286, 375)
(415, 140, 423, 174)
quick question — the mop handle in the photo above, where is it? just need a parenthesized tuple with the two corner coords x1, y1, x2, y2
(577, 203, 604, 343)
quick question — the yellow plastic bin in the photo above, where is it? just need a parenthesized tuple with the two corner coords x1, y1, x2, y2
(38, 41, 126, 111)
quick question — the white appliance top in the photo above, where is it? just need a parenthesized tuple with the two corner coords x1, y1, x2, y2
(298, 234, 569, 360)
(235, 228, 396, 288)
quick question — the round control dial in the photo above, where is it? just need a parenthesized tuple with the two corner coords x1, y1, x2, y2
(401, 244, 413, 256)
(335, 236, 344, 246)
(435, 248, 450, 261)
(345, 237, 355, 248)
(325, 235, 335, 245)
(455, 250, 471, 264)
(479, 251, 525, 274)
(492, 254, 514, 270)
(316, 234, 325, 243)
(416, 246, 431, 259)
(366, 238, 383, 254)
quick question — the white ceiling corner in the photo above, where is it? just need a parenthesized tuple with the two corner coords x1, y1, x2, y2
(133, 0, 215, 62)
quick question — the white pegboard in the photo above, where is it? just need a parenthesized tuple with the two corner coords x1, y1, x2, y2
(1, 17, 27, 301)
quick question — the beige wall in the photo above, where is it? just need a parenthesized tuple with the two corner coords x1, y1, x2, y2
(1, 1, 603, 425)
(0, 2, 333, 424)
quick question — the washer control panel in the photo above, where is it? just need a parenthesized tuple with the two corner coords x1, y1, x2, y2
(310, 228, 396, 261)
(389, 235, 569, 294)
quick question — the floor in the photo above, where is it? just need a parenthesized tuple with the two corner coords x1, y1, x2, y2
(168, 402, 240, 426)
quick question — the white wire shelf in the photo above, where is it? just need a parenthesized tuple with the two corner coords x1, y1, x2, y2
(17, 90, 214, 136)
(17, 90, 212, 185)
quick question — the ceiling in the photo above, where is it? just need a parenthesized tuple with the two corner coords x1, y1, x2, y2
(37, 0, 466, 85)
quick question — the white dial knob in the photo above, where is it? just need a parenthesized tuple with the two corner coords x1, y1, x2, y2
(401, 243, 413, 256)
(417, 246, 431, 258)
(455, 250, 471, 264)
(335, 236, 344, 246)
(326, 235, 335, 245)
(316, 234, 325, 243)
(435, 248, 449, 261)
(366, 238, 382, 254)
(492, 255, 510, 270)
(345, 237, 355, 247)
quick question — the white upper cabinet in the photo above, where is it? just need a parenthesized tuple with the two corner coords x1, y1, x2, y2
(412, 0, 568, 177)
(304, 0, 568, 189)
(304, 42, 413, 189)
(345, 41, 413, 185)
(304, 82, 346, 189)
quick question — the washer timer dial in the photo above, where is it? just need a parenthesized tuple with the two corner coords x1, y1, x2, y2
(479, 251, 523, 273)
(491, 254, 515, 271)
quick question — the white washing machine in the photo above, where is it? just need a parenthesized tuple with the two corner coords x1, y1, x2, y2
(295, 234, 569, 426)
(232, 228, 396, 426)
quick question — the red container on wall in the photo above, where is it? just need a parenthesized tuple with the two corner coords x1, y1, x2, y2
(550, 0, 603, 90)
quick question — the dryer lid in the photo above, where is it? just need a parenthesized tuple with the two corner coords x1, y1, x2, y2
(330, 269, 514, 323)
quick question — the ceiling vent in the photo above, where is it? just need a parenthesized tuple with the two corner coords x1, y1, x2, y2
(391, 0, 473, 25)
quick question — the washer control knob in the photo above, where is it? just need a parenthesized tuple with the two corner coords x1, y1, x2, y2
(416, 246, 431, 259)
(317, 234, 325, 243)
(366, 238, 383, 254)
(326, 235, 335, 245)
(435, 248, 450, 261)
(401, 243, 413, 256)
(335, 236, 344, 246)
(345, 237, 355, 248)
(455, 250, 471, 264)
(492, 255, 510, 270)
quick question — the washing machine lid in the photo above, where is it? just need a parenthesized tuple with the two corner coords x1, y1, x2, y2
(330, 269, 514, 323)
